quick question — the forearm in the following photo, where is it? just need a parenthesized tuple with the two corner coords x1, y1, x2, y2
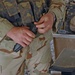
(0, 17, 14, 41)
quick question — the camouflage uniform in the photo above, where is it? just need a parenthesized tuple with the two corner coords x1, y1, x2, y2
(0, 0, 65, 75)
(67, 0, 75, 33)
(51, 0, 75, 34)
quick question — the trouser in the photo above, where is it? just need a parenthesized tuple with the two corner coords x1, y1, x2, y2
(0, 30, 52, 75)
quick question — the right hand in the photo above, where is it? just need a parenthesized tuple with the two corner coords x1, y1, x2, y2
(7, 26, 35, 47)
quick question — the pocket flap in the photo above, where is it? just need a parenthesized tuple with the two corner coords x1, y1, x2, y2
(3, 0, 18, 16)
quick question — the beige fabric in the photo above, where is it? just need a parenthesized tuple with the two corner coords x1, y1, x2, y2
(49, 0, 66, 32)
(26, 30, 52, 75)
(0, 18, 14, 41)
(0, 30, 52, 75)
(70, 16, 75, 31)
(0, 0, 66, 75)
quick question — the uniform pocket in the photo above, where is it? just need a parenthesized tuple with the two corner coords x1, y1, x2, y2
(18, 1, 34, 24)
(0, 36, 15, 51)
(0, 36, 23, 58)
(0, 2, 5, 12)
(0, 36, 25, 71)
(2, 0, 18, 16)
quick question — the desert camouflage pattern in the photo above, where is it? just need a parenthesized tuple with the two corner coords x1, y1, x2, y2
(49, 0, 66, 32)
(50, 0, 75, 34)
(65, 0, 75, 33)
(0, 0, 64, 75)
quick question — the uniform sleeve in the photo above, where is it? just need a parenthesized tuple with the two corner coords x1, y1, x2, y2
(49, 0, 66, 32)
(0, 17, 14, 41)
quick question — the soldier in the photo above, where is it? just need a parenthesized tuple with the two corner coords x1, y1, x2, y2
(0, 0, 65, 75)
(51, 0, 75, 75)
(51, 0, 75, 34)
(67, 0, 75, 33)
(53, 0, 75, 75)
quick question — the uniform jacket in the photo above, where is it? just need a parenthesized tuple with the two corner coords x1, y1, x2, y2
(0, 0, 66, 75)
(0, 0, 50, 39)
(0, 0, 66, 40)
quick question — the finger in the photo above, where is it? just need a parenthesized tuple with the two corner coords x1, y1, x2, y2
(36, 23, 46, 29)
(23, 29, 35, 38)
(34, 17, 44, 25)
(38, 24, 51, 33)
(22, 33, 33, 42)
(38, 28, 45, 33)
(17, 41, 27, 47)
(22, 38, 31, 46)
(21, 42, 27, 47)
(26, 31, 35, 38)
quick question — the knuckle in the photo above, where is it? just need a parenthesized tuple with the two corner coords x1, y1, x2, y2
(25, 41, 30, 45)
(22, 44, 26, 47)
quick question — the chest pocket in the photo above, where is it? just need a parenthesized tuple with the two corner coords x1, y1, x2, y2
(17, 1, 34, 24)
(17, 0, 48, 24)
(2, 0, 19, 16)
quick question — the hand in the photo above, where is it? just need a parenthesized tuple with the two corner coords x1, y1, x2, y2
(7, 26, 35, 47)
(34, 12, 54, 34)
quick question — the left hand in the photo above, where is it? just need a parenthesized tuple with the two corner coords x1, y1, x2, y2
(34, 12, 54, 34)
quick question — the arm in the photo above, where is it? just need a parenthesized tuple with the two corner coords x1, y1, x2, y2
(0, 17, 35, 47)
(49, 0, 66, 32)
(34, 0, 66, 34)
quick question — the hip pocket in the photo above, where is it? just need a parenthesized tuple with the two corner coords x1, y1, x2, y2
(0, 36, 15, 52)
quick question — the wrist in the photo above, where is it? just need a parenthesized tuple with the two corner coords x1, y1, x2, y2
(49, 11, 56, 23)
(48, 11, 57, 32)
